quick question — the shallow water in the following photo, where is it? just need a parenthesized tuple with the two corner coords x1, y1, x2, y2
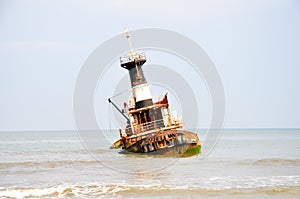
(0, 129, 299, 198)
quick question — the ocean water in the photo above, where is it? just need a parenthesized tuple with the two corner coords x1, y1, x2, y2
(0, 129, 299, 198)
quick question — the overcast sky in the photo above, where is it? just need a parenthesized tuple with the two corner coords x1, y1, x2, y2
(0, 0, 299, 131)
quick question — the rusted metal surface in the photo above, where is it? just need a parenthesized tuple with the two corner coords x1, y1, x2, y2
(111, 129, 201, 157)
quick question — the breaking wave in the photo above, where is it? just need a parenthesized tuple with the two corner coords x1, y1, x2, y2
(238, 158, 300, 166)
(0, 182, 299, 199)
(1, 175, 300, 199)
(253, 158, 300, 165)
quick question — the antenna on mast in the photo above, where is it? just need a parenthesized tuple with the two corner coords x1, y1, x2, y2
(125, 29, 133, 54)
(125, 29, 141, 80)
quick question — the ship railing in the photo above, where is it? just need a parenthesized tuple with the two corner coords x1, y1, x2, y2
(125, 119, 165, 135)
(120, 52, 146, 65)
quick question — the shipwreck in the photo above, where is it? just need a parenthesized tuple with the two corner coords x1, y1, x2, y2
(109, 31, 201, 157)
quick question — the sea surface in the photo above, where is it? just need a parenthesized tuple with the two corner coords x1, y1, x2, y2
(0, 129, 299, 198)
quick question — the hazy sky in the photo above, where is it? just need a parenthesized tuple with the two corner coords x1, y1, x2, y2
(0, 0, 299, 131)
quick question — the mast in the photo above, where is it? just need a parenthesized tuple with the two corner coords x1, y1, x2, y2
(119, 30, 165, 134)
(125, 29, 133, 54)
(120, 31, 153, 109)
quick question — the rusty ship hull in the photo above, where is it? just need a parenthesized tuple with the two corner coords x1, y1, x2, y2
(111, 129, 201, 157)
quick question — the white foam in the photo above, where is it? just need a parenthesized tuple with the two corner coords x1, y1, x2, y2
(0, 187, 62, 198)
(1, 177, 300, 199)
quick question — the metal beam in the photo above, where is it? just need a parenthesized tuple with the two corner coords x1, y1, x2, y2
(108, 98, 130, 122)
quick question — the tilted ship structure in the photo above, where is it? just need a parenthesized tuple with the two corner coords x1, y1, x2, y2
(109, 31, 201, 157)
